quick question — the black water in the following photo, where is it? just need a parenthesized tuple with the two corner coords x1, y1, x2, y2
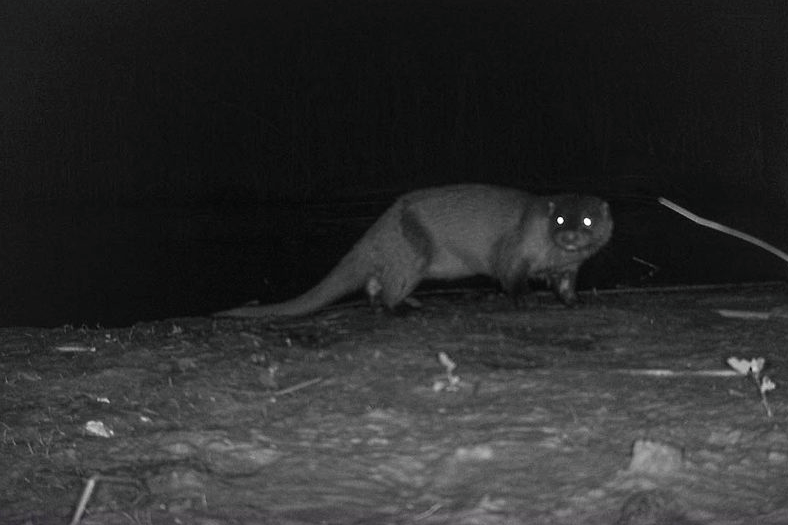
(1, 199, 785, 328)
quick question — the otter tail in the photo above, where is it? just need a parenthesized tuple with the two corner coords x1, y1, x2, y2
(214, 247, 370, 318)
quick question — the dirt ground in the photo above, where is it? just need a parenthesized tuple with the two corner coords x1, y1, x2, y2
(2, 284, 788, 525)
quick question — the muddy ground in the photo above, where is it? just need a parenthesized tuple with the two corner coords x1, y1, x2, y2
(2, 284, 788, 525)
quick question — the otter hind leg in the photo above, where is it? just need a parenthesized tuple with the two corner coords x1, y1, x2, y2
(376, 205, 433, 313)
(380, 266, 423, 310)
(362, 254, 426, 313)
(361, 205, 435, 314)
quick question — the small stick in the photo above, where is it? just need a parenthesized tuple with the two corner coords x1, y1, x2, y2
(716, 309, 772, 320)
(69, 475, 100, 525)
(658, 197, 788, 264)
(414, 503, 443, 520)
(69, 475, 141, 525)
(273, 377, 323, 396)
(614, 368, 738, 377)
(761, 389, 774, 418)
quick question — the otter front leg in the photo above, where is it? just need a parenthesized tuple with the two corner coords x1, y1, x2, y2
(365, 276, 390, 314)
(550, 268, 579, 306)
(501, 261, 534, 308)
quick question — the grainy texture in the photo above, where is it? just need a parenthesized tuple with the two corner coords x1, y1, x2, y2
(1, 284, 787, 524)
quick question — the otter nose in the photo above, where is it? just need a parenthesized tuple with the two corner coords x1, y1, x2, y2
(558, 230, 579, 245)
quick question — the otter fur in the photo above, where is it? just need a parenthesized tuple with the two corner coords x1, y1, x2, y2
(214, 184, 612, 317)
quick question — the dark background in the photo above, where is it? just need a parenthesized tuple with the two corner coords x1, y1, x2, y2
(1, 0, 787, 327)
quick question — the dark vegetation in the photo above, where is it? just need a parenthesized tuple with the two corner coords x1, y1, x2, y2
(1, 1, 786, 326)
(3, 1, 786, 208)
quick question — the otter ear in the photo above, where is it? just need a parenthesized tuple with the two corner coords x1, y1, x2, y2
(600, 201, 610, 217)
(548, 201, 555, 215)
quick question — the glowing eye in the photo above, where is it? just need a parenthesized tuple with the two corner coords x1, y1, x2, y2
(583, 217, 592, 227)
(556, 216, 565, 225)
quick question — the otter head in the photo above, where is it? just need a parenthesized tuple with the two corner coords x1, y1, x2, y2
(548, 195, 613, 255)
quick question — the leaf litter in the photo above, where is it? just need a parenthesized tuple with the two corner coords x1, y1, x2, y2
(1, 284, 787, 524)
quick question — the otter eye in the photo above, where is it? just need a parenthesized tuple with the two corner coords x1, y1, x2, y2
(556, 216, 565, 225)
(583, 217, 592, 227)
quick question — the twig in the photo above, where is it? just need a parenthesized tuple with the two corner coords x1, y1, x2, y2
(614, 369, 738, 377)
(273, 377, 323, 396)
(727, 357, 776, 418)
(761, 389, 774, 418)
(658, 197, 788, 263)
(716, 309, 772, 320)
(69, 475, 100, 525)
(414, 503, 443, 520)
(69, 475, 141, 525)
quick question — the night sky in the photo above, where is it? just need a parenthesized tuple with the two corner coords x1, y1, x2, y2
(2, 1, 786, 327)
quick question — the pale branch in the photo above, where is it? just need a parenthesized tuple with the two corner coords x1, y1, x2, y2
(658, 197, 788, 264)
